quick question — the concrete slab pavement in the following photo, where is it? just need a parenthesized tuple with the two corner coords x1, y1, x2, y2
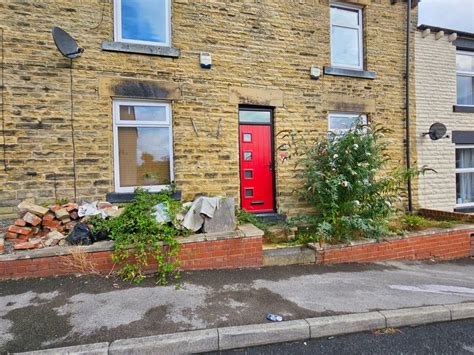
(1, 259, 473, 353)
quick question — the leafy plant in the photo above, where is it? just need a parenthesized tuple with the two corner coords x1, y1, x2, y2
(399, 214, 429, 231)
(279, 120, 418, 244)
(235, 208, 270, 233)
(91, 188, 183, 284)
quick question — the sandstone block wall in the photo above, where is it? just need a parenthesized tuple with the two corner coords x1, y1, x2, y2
(0, 0, 415, 222)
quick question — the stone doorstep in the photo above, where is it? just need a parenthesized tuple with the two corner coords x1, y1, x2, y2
(263, 245, 316, 267)
(307, 224, 474, 251)
(19, 303, 474, 354)
(0, 224, 264, 262)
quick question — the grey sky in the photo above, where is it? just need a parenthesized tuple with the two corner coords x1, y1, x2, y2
(418, 0, 474, 33)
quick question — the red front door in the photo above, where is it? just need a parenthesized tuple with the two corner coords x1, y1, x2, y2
(240, 124, 274, 212)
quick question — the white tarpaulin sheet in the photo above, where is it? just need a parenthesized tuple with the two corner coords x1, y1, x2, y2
(182, 197, 220, 232)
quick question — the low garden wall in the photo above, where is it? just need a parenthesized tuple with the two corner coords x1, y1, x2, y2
(311, 225, 474, 265)
(0, 224, 263, 280)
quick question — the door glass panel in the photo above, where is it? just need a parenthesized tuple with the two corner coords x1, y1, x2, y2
(244, 152, 252, 161)
(243, 133, 252, 142)
(239, 110, 271, 124)
(245, 188, 254, 197)
(244, 170, 253, 179)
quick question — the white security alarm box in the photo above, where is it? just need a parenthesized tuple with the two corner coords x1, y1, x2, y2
(200, 52, 212, 69)
(310, 65, 321, 80)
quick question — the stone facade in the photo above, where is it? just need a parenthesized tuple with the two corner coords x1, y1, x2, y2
(415, 29, 474, 211)
(0, 0, 416, 222)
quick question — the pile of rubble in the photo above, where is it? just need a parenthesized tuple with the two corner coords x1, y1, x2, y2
(1, 200, 122, 252)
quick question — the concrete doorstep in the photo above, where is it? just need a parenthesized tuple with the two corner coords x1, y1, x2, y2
(18, 303, 474, 355)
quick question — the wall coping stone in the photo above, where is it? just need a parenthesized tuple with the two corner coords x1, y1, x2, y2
(0, 224, 263, 262)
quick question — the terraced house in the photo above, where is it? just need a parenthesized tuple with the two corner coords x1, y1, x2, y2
(415, 25, 474, 212)
(0, 0, 418, 222)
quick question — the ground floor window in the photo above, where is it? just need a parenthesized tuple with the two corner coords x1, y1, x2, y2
(455, 145, 474, 206)
(328, 112, 367, 134)
(113, 99, 173, 193)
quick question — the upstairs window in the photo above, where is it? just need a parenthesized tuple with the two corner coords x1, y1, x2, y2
(114, 0, 171, 46)
(330, 3, 364, 70)
(457, 51, 474, 106)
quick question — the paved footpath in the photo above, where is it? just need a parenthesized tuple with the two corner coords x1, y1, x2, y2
(1, 259, 473, 353)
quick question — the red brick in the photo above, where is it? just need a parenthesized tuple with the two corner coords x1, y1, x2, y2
(15, 219, 26, 227)
(42, 213, 55, 222)
(8, 225, 32, 235)
(22, 212, 42, 226)
(4, 232, 18, 239)
(42, 219, 61, 230)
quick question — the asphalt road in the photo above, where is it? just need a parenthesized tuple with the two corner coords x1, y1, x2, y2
(210, 319, 474, 355)
(1, 259, 473, 353)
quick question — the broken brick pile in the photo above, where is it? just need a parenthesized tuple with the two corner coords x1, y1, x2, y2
(1, 201, 82, 251)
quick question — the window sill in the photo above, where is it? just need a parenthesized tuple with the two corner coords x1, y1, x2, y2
(106, 190, 182, 203)
(453, 105, 474, 113)
(454, 206, 474, 213)
(101, 41, 180, 58)
(323, 66, 377, 80)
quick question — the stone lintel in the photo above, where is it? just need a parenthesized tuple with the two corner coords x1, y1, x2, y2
(99, 77, 181, 100)
(336, 0, 371, 6)
(229, 86, 284, 107)
(326, 94, 376, 113)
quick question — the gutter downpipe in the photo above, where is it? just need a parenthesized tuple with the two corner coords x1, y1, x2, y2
(406, 0, 413, 212)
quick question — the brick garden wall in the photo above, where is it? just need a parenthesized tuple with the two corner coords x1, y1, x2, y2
(0, 0, 417, 222)
(0, 236, 263, 280)
(316, 228, 473, 265)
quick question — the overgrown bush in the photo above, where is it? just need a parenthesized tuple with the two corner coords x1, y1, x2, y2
(91, 188, 183, 284)
(280, 120, 417, 243)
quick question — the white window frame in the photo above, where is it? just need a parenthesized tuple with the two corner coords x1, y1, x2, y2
(456, 50, 474, 107)
(113, 99, 174, 193)
(328, 112, 368, 134)
(330, 2, 364, 71)
(455, 144, 474, 207)
(114, 0, 171, 47)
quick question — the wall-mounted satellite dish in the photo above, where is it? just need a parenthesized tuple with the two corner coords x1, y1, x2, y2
(52, 27, 84, 59)
(423, 122, 447, 141)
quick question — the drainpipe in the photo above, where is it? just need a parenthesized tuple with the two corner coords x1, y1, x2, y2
(405, 0, 413, 212)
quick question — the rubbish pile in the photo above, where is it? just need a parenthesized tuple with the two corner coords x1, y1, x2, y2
(1, 200, 122, 252)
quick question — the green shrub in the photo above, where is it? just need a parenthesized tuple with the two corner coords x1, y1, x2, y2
(91, 188, 183, 284)
(280, 120, 417, 243)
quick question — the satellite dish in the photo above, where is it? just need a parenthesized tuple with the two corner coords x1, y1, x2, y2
(424, 122, 447, 141)
(52, 27, 84, 59)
